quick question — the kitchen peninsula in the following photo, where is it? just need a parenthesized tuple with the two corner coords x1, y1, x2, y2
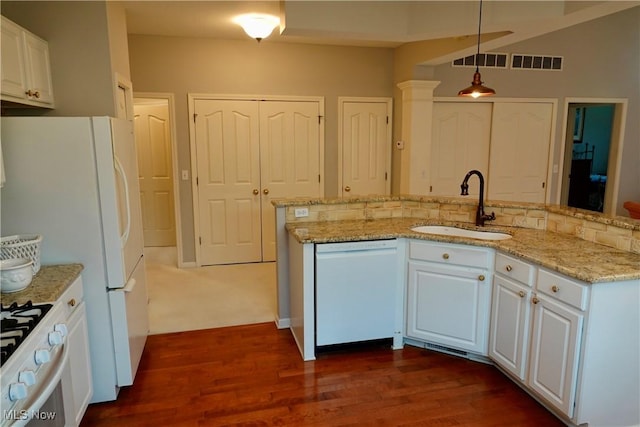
(272, 195, 640, 427)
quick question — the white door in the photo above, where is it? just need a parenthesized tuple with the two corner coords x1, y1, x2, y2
(134, 101, 176, 247)
(194, 99, 262, 265)
(259, 101, 321, 261)
(430, 102, 492, 196)
(488, 103, 553, 203)
(340, 99, 391, 196)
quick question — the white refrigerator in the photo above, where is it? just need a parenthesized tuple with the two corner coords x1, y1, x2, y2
(1, 116, 149, 403)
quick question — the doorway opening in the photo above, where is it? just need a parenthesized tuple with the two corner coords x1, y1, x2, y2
(560, 99, 627, 215)
(133, 94, 183, 266)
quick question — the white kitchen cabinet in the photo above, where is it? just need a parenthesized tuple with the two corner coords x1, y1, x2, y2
(489, 253, 535, 380)
(61, 276, 93, 426)
(406, 240, 494, 355)
(1, 16, 54, 107)
(490, 253, 640, 426)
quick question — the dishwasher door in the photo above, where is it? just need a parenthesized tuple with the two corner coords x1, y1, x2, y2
(315, 239, 398, 346)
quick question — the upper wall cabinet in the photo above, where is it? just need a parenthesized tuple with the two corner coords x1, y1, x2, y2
(1, 16, 54, 108)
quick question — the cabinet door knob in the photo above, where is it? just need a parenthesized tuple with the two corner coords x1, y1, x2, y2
(68, 298, 76, 307)
(505, 265, 513, 272)
(551, 285, 560, 293)
(263, 188, 269, 195)
(518, 290, 526, 298)
(442, 253, 450, 260)
(532, 296, 540, 304)
(478, 275, 485, 281)
(344, 186, 351, 192)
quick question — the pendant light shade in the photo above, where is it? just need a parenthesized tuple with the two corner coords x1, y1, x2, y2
(458, 0, 495, 98)
(233, 13, 280, 42)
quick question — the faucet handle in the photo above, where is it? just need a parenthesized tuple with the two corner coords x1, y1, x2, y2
(487, 211, 496, 221)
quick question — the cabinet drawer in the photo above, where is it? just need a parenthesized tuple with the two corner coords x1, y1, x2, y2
(537, 269, 588, 311)
(409, 240, 492, 269)
(59, 276, 84, 318)
(495, 252, 535, 287)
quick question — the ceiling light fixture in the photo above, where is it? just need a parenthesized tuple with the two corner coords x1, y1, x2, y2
(458, 0, 495, 98)
(233, 13, 280, 43)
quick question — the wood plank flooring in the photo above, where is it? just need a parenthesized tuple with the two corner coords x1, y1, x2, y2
(81, 323, 564, 426)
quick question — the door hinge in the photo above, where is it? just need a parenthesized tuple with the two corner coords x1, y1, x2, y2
(385, 172, 388, 181)
(386, 116, 389, 124)
(430, 185, 433, 193)
(193, 113, 197, 123)
(542, 182, 546, 189)
(318, 115, 323, 125)
(318, 174, 321, 183)
(199, 236, 202, 245)
(196, 177, 199, 186)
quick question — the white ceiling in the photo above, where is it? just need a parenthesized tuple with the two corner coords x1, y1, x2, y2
(122, 1, 639, 62)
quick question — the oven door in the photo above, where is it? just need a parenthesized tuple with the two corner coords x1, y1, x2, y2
(5, 341, 69, 427)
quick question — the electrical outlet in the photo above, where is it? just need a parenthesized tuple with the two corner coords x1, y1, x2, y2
(294, 208, 309, 218)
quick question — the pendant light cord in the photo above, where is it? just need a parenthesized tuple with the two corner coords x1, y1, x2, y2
(475, 0, 483, 73)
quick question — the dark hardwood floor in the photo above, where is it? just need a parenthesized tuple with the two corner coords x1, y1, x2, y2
(81, 323, 564, 426)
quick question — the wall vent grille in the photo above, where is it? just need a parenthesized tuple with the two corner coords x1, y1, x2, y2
(452, 53, 509, 69)
(511, 54, 563, 71)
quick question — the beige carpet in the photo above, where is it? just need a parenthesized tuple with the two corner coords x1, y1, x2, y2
(143, 247, 277, 335)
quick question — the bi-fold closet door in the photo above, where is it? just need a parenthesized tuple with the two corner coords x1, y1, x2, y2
(430, 102, 553, 203)
(193, 98, 322, 266)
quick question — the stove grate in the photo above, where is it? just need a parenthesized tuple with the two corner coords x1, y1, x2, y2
(0, 301, 53, 367)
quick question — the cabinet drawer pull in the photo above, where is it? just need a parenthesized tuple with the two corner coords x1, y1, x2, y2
(442, 253, 450, 260)
(505, 265, 513, 272)
(532, 296, 540, 304)
(518, 290, 526, 298)
(551, 285, 560, 293)
(478, 275, 485, 281)
(68, 298, 76, 307)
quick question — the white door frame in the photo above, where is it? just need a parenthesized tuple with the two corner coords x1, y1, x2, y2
(187, 93, 325, 267)
(338, 97, 393, 195)
(133, 92, 184, 267)
(557, 98, 627, 214)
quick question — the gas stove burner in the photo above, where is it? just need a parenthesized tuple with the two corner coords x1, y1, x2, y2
(1, 301, 53, 367)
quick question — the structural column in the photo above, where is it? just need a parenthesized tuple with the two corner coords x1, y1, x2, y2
(397, 80, 440, 195)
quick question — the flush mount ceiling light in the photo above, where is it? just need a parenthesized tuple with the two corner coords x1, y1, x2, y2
(458, 0, 495, 98)
(233, 13, 280, 43)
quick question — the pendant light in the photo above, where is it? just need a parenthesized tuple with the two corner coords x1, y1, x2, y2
(458, 0, 495, 98)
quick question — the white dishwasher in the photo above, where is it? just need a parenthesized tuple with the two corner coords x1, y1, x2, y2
(315, 239, 398, 346)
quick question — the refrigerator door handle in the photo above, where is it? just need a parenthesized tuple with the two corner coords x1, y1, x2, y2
(114, 155, 131, 247)
(123, 277, 137, 293)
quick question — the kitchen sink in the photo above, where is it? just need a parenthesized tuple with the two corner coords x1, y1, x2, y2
(410, 225, 512, 241)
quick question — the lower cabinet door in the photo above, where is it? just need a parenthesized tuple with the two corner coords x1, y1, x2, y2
(406, 261, 491, 354)
(489, 275, 531, 381)
(64, 301, 93, 425)
(528, 294, 583, 418)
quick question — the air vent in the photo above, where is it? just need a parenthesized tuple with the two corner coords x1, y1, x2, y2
(452, 53, 509, 69)
(426, 342, 468, 357)
(511, 54, 563, 71)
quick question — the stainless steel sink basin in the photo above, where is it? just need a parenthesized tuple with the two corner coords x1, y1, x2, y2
(410, 225, 512, 241)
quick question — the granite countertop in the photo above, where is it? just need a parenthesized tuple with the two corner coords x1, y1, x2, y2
(286, 218, 640, 284)
(0, 264, 83, 306)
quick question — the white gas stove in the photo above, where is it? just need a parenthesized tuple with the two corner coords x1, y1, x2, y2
(0, 300, 68, 426)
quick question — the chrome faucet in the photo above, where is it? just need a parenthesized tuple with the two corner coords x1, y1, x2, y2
(460, 170, 495, 226)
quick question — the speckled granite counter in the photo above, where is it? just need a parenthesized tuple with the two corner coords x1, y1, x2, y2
(286, 218, 640, 284)
(0, 264, 83, 306)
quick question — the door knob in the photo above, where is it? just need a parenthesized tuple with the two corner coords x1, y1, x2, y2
(518, 290, 526, 298)
(442, 253, 450, 260)
(478, 275, 485, 281)
(344, 186, 351, 192)
(253, 189, 259, 195)
(263, 188, 269, 195)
